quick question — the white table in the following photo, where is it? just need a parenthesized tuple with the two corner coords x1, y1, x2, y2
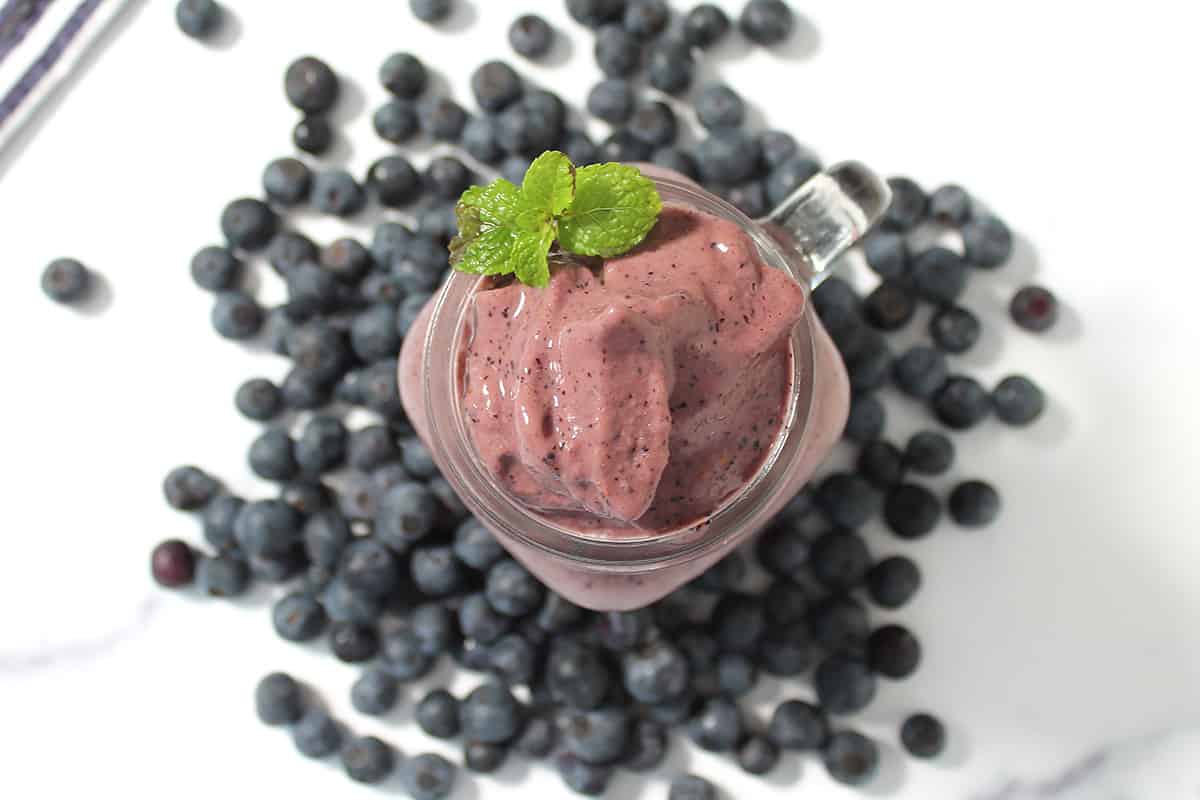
(1, 1, 1198, 798)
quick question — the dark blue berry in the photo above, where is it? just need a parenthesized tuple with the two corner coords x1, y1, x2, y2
(932, 375, 991, 429)
(810, 529, 872, 590)
(248, 547, 307, 583)
(263, 157, 311, 206)
(312, 170, 364, 217)
(380, 52, 427, 98)
(949, 480, 1000, 527)
(524, 87, 567, 130)
(846, 328, 893, 392)
(993, 374, 1045, 425)
(190, 246, 241, 291)
(647, 40, 693, 93)
(351, 668, 399, 715)
(901, 713, 946, 758)
(500, 155, 532, 184)
(712, 593, 766, 654)
(280, 480, 335, 514)
(963, 214, 1012, 267)
(411, 545, 467, 597)
(329, 621, 379, 663)
(599, 129, 652, 162)
(417, 689, 461, 738)
(371, 221, 414, 268)
(759, 129, 799, 169)
(417, 203, 459, 243)
(202, 494, 243, 553)
(690, 551, 746, 593)
(460, 682, 523, 744)
(586, 78, 634, 123)
(768, 699, 829, 750)
(373, 99, 419, 143)
(488, 633, 538, 685)
(563, 708, 630, 765)
(458, 593, 512, 644)
(485, 558, 543, 617)
(740, 0, 793, 45)
(623, 0, 668, 39)
(622, 640, 689, 703)
(816, 472, 881, 528)
(863, 282, 916, 331)
(151, 539, 194, 588)
(894, 344, 948, 399)
(717, 652, 757, 696)
(197, 553, 250, 597)
(341, 735, 395, 784)
(738, 735, 780, 775)
(163, 465, 220, 510)
(287, 321, 351, 381)
(211, 291, 263, 339)
(815, 653, 877, 714)
(867, 624, 921, 678)
(175, 0, 221, 38)
(594, 24, 642, 77)
(844, 393, 885, 443)
(293, 709, 342, 758)
(696, 84, 745, 130)
(643, 690, 697, 726)
(341, 537, 399, 597)
(809, 595, 869, 652)
(293, 115, 332, 155)
(358, 359, 404, 418)
(462, 115, 504, 163)
(349, 306, 399, 364)
(497, 104, 559, 157)
(515, 714, 557, 757)
(248, 428, 298, 481)
(263, 308, 296, 355)
(689, 697, 742, 752)
(566, 0, 625, 28)
(883, 176, 927, 230)
(418, 96, 469, 141)
(684, 4, 730, 47)
(623, 719, 667, 771)
(285, 263, 340, 316)
(303, 509, 351, 567)
(410, 0, 451, 22)
(754, 520, 808, 579)
(861, 230, 908, 281)
(401, 753, 456, 800)
(323, 578, 383, 624)
(235, 499, 302, 556)
(285, 56, 338, 114)
(823, 730, 879, 785)
(652, 146, 699, 180)
(911, 246, 967, 304)
(221, 197, 277, 251)
(812, 274, 859, 315)
(471, 60, 523, 112)
(510, 13, 554, 58)
(452, 518, 503, 571)
(296, 415, 346, 475)
(722, 181, 768, 218)
(930, 304, 981, 353)
(556, 752, 612, 796)
(463, 740, 507, 773)
(930, 184, 972, 225)
(884, 483, 941, 539)
(763, 580, 808, 627)
(1010, 285, 1058, 332)
(866, 555, 920, 609)
(548, 639, 610, 709)
(273, 591, 327, 641)
(858, 439, 904, 489)
(537, 591, 585, 633)
(347, 426, 398, 473)
(266, 231, 318, 277)
(904, 431, 953, 475)
(256, 672, 303, 725)
(367, 155, 421, 208)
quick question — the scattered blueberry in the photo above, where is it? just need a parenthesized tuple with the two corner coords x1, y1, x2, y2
(647, 39, 694, 93)
(556, 752, 613, 796)
(884, 483, 942, 539)
(262, 157, 311, 206)
(566, 0, 626, 29)
(175, 0, 222, 39)
(416, 689, 461, 739)
(857, 439, 904, 489)
(716, 652, 757, 696)
(930, 184, 972, 225)
(462, 115, 504, 164)
(273, 592, 327, 642)
(256, 672, 303, 725)
(190, 246, 241, 292)
(893, 344, 949, 399)
(624, 0, 669, 39)
(202, 493, 244, 552)
(373, 99, 420, 143)
(486, 559, 544, 617)
(911, 247, 968, 304)
(810, 529, 872, 590)
(867, 624, 922, 679)
(401, 752, 457, 800)
(822, 730, 879, 786)
(930, 304, 981, 354)
(652, 146, 699, 179)
(563, 707, 630, 765)
(292, 115, 333, 155)
(688, 696, 742, 752)
(471, 60, 523, 112)
(163, 465, 220, 510)
(684, 4, 731, 48)
(901, 712, 947, 758)
(866, 556, 921, 609)
(351, 668, 400, 715)
(904, 430, 954, 475)
(594, 24, 642, 77)
(1010, 285, 1059, 332)
(932, 375, 991, 429)
(766, 155, 821, 207)
(844, 393, 886, 443)
(861, 230, 909, 281)
(380, 52, 427, 98)
(454, 518, 505, 571)
(281, 367, 331, 410)
(599, 129, 653, 162)
(459, 592, 512, 644)
(992, 374, 1046, 425)
(622, 640, 690, 704)
(696, 128, 761, 185)
(151, 539, 195, 588)
(221, 197, 277, 251)
(696, 84, 746, 131)
(329, 621, 380, 663)
(293, 709, 343, 758)
(548, 638, 610, 710)
(816, 472, 881, 528)
(883, 176, 927, 230)
(460, 682, 523, 744)
(768, 699, 829, 750)
(669, 773, 718, 800)
(488, 633, 538, 685)
(738, 735, 780, 775)
(815, 653, 877, 714)
(809, 595, 869, 653)
(418, 96, 468, 142)
(515, 714, 558, 757)
(948, 480, 1000, 527)
(862, 282, 916, 331)
(500, 154, 533, 184)
(312, 169, 365, 217)
(248, 428, 298, 481)
(587, 78, 635, 123)
(284, 56, 339, 114)
(266, 231, 318, 276)
(963, 214, 1013, 267)
(341, 735, 395, 784)
(464, 740, 508, 773)
(510, 14, 554, 58)
(197, 553, 251, 597)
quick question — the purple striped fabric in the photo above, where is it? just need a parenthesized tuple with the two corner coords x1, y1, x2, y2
(0, 0, 102, 129)
(0, 0, 57, 67)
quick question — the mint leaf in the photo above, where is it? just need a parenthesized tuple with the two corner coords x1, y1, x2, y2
(512, 226, 555, 288)
(451, 179, 553, 278)
(557, 163, 662, 257)
(521, 150, 575, 218)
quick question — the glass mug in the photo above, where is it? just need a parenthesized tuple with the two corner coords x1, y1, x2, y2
(399, 162, 890, 610)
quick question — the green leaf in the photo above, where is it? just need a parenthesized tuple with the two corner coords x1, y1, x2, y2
(513, 226, 556, 288)
(454, 227, 550, 278)
(451, 179, 530, 270)
(557, 163, 663, 257)
(520, 150, 576, 218)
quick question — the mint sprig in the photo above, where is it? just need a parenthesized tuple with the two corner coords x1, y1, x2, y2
(449, 151, 662, 287)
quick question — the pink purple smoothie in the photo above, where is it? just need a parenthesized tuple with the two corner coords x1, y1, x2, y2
(458, 205, 806, 534)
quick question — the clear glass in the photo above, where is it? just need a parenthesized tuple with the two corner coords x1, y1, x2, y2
(400, 164, 889, 610)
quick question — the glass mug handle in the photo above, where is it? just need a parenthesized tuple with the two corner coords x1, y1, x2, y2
(760, 161, 892, 289)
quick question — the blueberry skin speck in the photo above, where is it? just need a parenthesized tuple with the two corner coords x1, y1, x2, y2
(816, 472, 881, 529)
(556, 752, 612, 796)
(460, 682, 523, 744)
(190, 246, 241, 292)
(272, 592, 327, 642)
(329, 621, 380, 663)
(485, 559, 544, 617)
(292, 115, 332, 155)
(688, 696, 743, 752)
(221, 197, 278, 251)
(586, 78, 635, 123)
(948, 480, 1000, 527)
(312, 170, 365, 217)
(373, 99, 419, 143)
(262, 158, 311, 207)
(930, 304, 981, 354)
(248, 428, 298, 482)
(163, 465, 220, 510)
(416, 689, 461, 739)
(351, 668, 400, 715)
(904, 430, 954, 475)
(867, 624, 922, 678)
(684, 4, 731, 48)
(883, 176, 928, 230)
(768, 699, 829, 750)
(284, 56, 339, 114)
(255, 672, 303, 725)
(509, 14, 554, 58)
(647, 40, 694, 94)
(861, 230, 909, 281)
(930, 183, 973, 225)
(992, 375, 1046, 425)
(696, 84, 746, 131)
(471, 60, 523, 113)
(669, 774, 717, 800)
(202, 493, 244, 553)
(380, 52, 427, 98)
(175, 0, 222, 38)
(814, 653, 877, 714)
(884, 483, 942, 539)
(844, 393, 885, 443)
(401, 753, 457, 800)
(901, 713, 947, 758)
(823, 730, 879, 786)
(290, 709, 342, 758)
(197, 553, 250, 597)
(1010, 285, 1059, 332)
(894, 344, 949, 399)
(963, 213, 1013, 267)
(150, 539, 195, 588)
(410, 0, 451, 23)
(866, 555, 921, 609)
(932, 375, 992, 429)
(341, 735, 395, 784)
(738, 735, 780, 775)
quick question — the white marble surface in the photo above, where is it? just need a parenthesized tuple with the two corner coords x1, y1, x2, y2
(1, 1, 1199, 798)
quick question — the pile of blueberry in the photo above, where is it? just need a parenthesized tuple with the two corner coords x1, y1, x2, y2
(145, 0, 1063, 796)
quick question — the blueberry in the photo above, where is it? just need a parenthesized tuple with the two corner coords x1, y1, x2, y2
(621, 640, 689, 703)
(359, 359, 404, 418)
(341, 538, 398, 598)
(644, 689, 697, 726)
(949, 479, 1000, 527)
(272, 591, 327, 641)
(537, 592, 585, 633)
(247, 428, 297, 481)
(248, 547, 307, 583)
(456, 594, 510, 646)
(323, 577, 383, 624)
(893, 344, 948, 399)
(669, 774, 717, 800)
(816, 473, 881, 528)
(150, 539, 194, 588)
(622, 0, 667, 38)
(901, 712, 946, 758)
(418, 96, 468, 142)
(930, 304, 981, 354)
(684, 4, 730, 47)
(599, 129, 653, 162)
(405, 234, 450, 280)
(400, 753, 456, 800)
(287, 264, 341, 317)
(411, 545, 466, 597)
(594, 24, 643, 77)
(371, 221, 414, 269)
(846, 329, 893, 392)
(293, 709, 342, 758)
(862, 282, 916, 331)
(768, 699, 829, 750)
(1010, 285, 1058, 332)
(884, 483, 942, 539)
(485, 559, 543, 617)
(175, 0, 221, 38)
(263, 307, 296, 355)
(722, 181, 768, 218)
(341, 735, 395, 784)
(417, 203, 459, 244)
(285, 56, 338, 115)
(566, 0, 625, 28)
(460, 682, 523, 744)
(864, 557, 921, 612)
(811, 529, 872, 590)
(993, 374, 1045, 425)
(548, 639, 610, 709)
(500, 154, 533, 184)
(372, 99, 419, 143)
(189, 246, 241, 292)
(823, 730, 879, 785)
(844, 393, 885, 443)
(349, 668, 398, 716)
(867, 624, 921, 679)
(883, 176, 927, 230)
(280, 368, 330, 410)
(197, 553, 250, 597)
(861, 230, 909, 281)
(586, 78, 634, 123)
(287, 321, 351, 381)
(292, 115, 332, 155)
(488, 633, 538, 685)
(463, 740, 507, 773)
(347, 309, 398, 367)
(265, 232, 318, 277)
(515, 714, 557, 757)
(857, 439, 904, 489)
(262, 157, 311, 206)
(302, 566, 335, 595)
(932, 375, 991, 429)
(312, 169, 365, 217)
(738, 735, 780, 775)
(911, 247, 967, 304)
(424, 156, 472, 202)
(410, 689, 460, 739)
(460, 117, 504, 164)
(963, 214, 1013, 267)
(380, 52, 427, 98)
(447, 520, 500, 573)
(696, 84, 745, 130)
(712, 593, 766, 653)
(524, 88, 568, 130)
(563, 708, 629, 765)
(647, 39, 694, 93)
(329, 621, 379, 663)
(809, 595, 869, 652)
(397, 292, 430, 337)
(281, 481, 335, 515)
(221, 197, 277, 251)
(410, 0, 451, 22)
(510, 13, 554, 58)
(812, 274, 859, 315)
(762, 581, 808, 628)
(344, 428, 395, 474)
(754, 520, 809, 579)
(235, 499, 302, 557)
(163, 465, 220, 510)
(758, 129, 798, 170)
(556, 752, 612, 796)
(740, 0, 793, 44)
(716, 652, 757, 696)
(498, 104, 559, 157)
(815, 653, 877, 714)
(613, 718, 663, 771)
(900, 434, 951, 481)
(297, 416, 347, 475)
(201, 494, 244, 553)
(652, 146, 699, 180)
(691, 551, 746, 593)
(471, 60, 523, 112)
(696, 128, 761, 185)
(688, 696, 743, 752)
(256, 672, 303, 725)
(930, 184, 972, 225)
